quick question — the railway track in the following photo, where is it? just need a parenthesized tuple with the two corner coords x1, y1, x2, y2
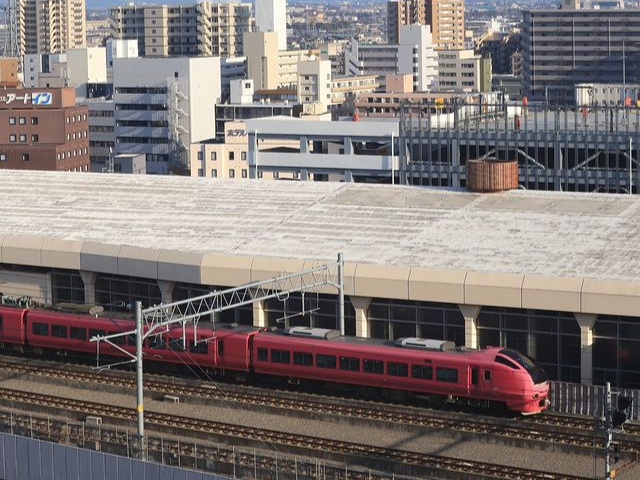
(0, 387, 591, 480)
(0, 358, 637, 453)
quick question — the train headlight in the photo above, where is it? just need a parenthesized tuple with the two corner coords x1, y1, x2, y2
(533, 393, 539, 399)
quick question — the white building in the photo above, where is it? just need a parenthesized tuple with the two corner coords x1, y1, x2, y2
(297, 58, 332, 111)
(345, 25, 437, 92)
(255, 0, 287, 50)
(436, 49, 492, 92)
(112, 56, 221, 174)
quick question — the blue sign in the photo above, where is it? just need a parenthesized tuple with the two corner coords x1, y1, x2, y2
(32, 92, 53, 105)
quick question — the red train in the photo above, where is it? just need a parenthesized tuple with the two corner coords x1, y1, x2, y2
(0, 305, 550, 414)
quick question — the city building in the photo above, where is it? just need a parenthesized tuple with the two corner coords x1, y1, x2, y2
(345, 24, 438, 92)
(436, 49, 492, 92)
(0, 58, 20, 87)
(243, 31, 317, 90)
(522, 4, 640, 103)
(297, 58, 331, 110)
(387, 0, 465, 49)
(492, 74, 523, 101)
(18, 0, 86, 59)
(475, 31, 520, 75)
(86, 100, 115, 166)
(255, 0, 287, 51)
(0, 87, 89, 171)
(90, 152, 146, 174)
(6, 171, 640, 388)
(109, 2, 252, 58)
(111, 56, 221, 174)
(575, 83, 640, 106)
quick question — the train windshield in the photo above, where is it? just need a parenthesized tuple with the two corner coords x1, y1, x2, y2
(499, 349, 548, 385)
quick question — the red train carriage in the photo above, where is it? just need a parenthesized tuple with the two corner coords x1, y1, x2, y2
(251, 327, 549, 414)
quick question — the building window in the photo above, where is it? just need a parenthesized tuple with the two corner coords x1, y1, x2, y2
(241, 151, 246, 161)
(211, 169, 217, 177)
(197, 168, 204, 177)
(18, 117, 26, 125)
(22, 154, 29, 161)
(258, 171, 263, 179)
(0, 154, 6, 161)
(229, 151, 235, 160)
(241, 169, 247, 178)
(197, 151, 203, 160)
(31, 134, 39, 142)
(229, 169, 235, 178)
(66, 117, 70, 123)
(211, 152, 217, 161)
(31, 117, 38, 125)
(19, 134, 26, 142)
(273, 171, 279, 179)
(9, 134, 16, 142)
(9, 117, 16, 125)
(83, 114, 87, 121)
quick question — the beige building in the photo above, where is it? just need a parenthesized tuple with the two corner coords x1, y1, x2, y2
(387, 0, 465, 49)
(109, 2, 252, 57)
(436, 49, 491, 92)
(244, 31, 318, 91)
(18, 0, 86, 59)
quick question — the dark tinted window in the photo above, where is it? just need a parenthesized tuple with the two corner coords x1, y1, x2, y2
(149, 336, 165, 350)
(257, 348, 268, 361)
(316, 354, 336, 369)
(496, 356, 519, 370)
(110, 332, 125, 345)
(169, 338, 184, 351)
(127, 334, 137, 346)
(293, 352, 313, 366)
(89, 329, 106, 339)
(217, 339, 224, 356)
(70, 327, 86, 341)
(472, 368, 478, 385)
(51, 325, 67, 338)
(388, 362, 408, 377)
(484, 370, 491, 381)
(411, 365, 433, 380)
(32, 323, 49, 336)
(189, 341, 208, 354)
(271, 349, 291, 364)
(0, 315, 3, 330)
(436, 367, 458, 383)
(340, 356, 360, 372)
(363, 359, 384, 374)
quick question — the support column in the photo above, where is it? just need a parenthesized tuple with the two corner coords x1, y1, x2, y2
(248, 131, 258, 179)
(459, 305, 481, 349)
(157, 281, 175, 305)
(349, 296, 371, 338)
(253, 299, 267, 328)
(575, 313, 598, 386)
(79, 270, 97, 305)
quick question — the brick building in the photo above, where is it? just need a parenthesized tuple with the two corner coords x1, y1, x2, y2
(0, 87, 89, 171)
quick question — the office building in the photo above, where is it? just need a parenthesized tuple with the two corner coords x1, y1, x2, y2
(345, 25, 438, 92)
(387, 0, 465, 50)
(18, 0, 86, 58)
(111, 56, 221, 174)
(0, 87, 89, 171)
(522, 4, 640, 103)
(255, 0, 287, 51)
(476, 31, 520, 75)
(109, 2, 252, 58)
(437, 49, 492, 92)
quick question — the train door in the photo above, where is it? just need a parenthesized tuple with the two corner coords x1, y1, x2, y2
(470, 367, 479, 396)
(481, 369, 493, 397)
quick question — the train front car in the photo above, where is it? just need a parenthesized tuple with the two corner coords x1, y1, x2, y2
(492, 348, 550, 415)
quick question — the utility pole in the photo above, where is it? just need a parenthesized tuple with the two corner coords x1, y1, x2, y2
(602, 382, 633, 479)
(605, 382, 612, 480)
(135, 301, 145, 460)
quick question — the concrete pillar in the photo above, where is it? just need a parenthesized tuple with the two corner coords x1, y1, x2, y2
(350, 296, 372, 338)
(575, 313, 598, 386)
(459, 304, 481, 349)
(344, 137, 354, 155)
(253, 299, 267, 328)
(300, 136, 309, 154)
(451, 138, 461, 187)
(344, 170, 354, 182)
(300, 168, 308, 181)
(79, 270, 97, 305)
(248, 131, 258, 179)
(157, 280, 175, 305)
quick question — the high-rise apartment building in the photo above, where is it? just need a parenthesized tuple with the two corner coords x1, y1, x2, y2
(387, 0, 464, 49)
(522, 4, 640, 103)
(109, 2, 252, 58)
(255, 0, 287, 50)
(17, 0, 86, 59)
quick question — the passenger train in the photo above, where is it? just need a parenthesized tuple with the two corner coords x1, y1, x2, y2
(0, 305, 550, 414)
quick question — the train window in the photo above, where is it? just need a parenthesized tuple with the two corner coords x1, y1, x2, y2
(387, 362, 408, 377)
(127, 334, 137, 346)
(436, 367, 458, 383)
(293, 352, 313, 366)
(148, 336, 166, 350)
(169, 338, 184, 351)
(471, 368, 478, 385)
(339, 356, 360, 372)
(217, 339, 224, 356)
(32, 323, 49, 336)
(189, 341, 208, 355)
(70, 327, 87, 341)
(0, 315, 3, 331)
(484, 370, 491, 381)
(496, 356, 519, 370)
(411, 365, 433, 380)
(51, 325, 68, 338)
(257, 348, 268, 361)
(271, 349, 291, 364)
(363, 359, 384, 374)
(89, 329, 106, 339)
(316, 354, 337, 369)
(110, 333, 125, 345)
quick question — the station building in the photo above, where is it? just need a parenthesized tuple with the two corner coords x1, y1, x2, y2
(1, 170, 640, 389)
